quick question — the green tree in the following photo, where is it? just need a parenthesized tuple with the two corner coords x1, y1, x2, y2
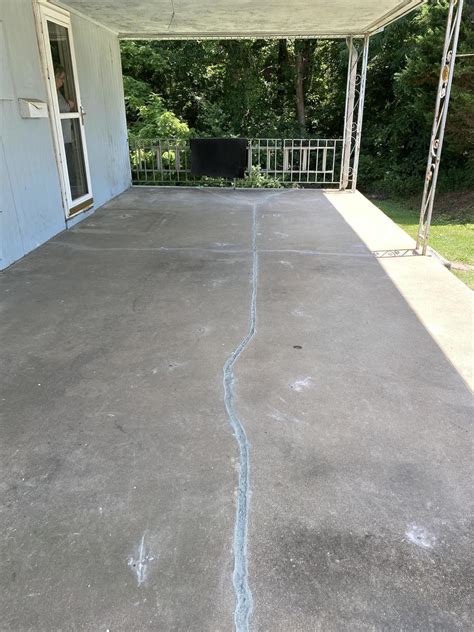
(120, 0, 473, 194)
(359, 0, 473, 193)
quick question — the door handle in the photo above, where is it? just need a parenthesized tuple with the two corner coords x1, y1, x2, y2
(80, 105, 86, 125)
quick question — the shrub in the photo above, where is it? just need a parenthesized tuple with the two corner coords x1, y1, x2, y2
(235, 166, 284, 188)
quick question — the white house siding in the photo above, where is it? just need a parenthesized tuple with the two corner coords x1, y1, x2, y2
(71, 12, 130, 212)
(0, 0, 65, 269)
(0, 0, 130, 270)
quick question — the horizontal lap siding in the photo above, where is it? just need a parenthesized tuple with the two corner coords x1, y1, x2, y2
(0, 1, 130, 269)
(0, 0, 65, 269)
(71, 14, 131, 209)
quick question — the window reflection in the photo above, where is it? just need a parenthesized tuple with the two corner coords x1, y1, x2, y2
(47, 21, 88, 202)
(63, 119, 88, 201)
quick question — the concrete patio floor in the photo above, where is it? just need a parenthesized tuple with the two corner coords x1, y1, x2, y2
(1, 188, 472, 631)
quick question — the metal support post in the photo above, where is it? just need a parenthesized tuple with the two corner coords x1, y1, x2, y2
(416, 0, 464, 254)
(340, 35, 370, 191)
(351, 35, 370, 192)
(341, 37, 358, 189)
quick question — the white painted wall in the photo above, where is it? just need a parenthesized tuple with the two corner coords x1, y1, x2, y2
(71, 12, 131, 212)
(0, 0, 130, 270)
(0, 0, 65, 269)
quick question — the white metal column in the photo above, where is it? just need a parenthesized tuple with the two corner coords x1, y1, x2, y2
(416, 0, 464, 254)
(351, 35, 370, 192)
(341, 37, 358, 189)
(340, 35, 370, 191)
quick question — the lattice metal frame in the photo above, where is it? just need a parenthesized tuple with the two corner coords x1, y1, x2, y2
(340, 35, 370, 191)
(417, 0, 464, 255)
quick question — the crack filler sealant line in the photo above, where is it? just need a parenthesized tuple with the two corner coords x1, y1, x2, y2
(223, 202, 259, 632)
(222, 189, 291, 632)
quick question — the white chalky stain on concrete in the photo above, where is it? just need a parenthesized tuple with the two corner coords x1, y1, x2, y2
(405, 524, 436, 549)
(291, 307, 310, 318)
(279, 260, 294, 268)
(128, 534, 155, 586)
(267, 407, 302, 424)
(291, 377, 313, 392)
(211, 279, 226, 288)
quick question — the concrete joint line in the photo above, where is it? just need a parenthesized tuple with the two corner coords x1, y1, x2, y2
(51, 241, 377, 260)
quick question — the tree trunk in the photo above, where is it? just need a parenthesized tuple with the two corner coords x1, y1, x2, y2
(295, 41, 312, 134)
(277, 39, 289, 97)
(295, 47, 306, 132)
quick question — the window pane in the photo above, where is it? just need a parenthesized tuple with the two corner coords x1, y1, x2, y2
(63, 119, 88, 201)
(47, 21, 77, 113)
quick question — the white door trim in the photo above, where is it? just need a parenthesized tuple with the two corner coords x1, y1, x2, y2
(33, 0, 94, 218)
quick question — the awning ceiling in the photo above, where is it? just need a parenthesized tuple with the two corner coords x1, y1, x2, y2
(54, 0, 426, 39)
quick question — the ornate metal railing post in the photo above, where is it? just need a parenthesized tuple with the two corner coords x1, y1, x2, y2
(351, 35, 370, 192)
(341, 37, 358, 189)
(340, 35, 370, 191)
(416, 0, 464, 255)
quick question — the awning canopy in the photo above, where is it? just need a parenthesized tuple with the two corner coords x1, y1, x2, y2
(53, 0, 425, 39)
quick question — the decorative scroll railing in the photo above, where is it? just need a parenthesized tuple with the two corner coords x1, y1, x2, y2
(129, 138, 343, 187)
(416, 0, 463, 254)
(341, 35, 369, 191)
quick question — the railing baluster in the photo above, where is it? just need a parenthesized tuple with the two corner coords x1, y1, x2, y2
(151, 141, 156, 183)
(332, 141, 336, 184)
(290, 139, 294, 183)
(315, 141, 319, 184)
(143, 141, 148, 183)
(275, 140, 279, 177)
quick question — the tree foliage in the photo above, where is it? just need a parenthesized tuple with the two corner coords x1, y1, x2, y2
(120, 0, 473, 194)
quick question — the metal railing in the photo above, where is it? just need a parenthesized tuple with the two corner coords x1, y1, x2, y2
(248, 139, 343, 185)
(129, 138, 343, 187)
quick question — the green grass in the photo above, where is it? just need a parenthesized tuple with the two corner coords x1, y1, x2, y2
(373, 197, 474, 290)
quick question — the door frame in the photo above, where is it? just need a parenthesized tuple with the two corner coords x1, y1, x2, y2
(34, 0, 94, 218)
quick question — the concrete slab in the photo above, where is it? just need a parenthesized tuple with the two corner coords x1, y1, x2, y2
(0, 188, 472, 631)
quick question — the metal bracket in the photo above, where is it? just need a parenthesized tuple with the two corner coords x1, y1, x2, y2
(416, 0, 464, 255)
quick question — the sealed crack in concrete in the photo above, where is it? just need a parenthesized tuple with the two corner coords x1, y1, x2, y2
(222, 191, 292, 631)
(223, 202, 258, 632)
